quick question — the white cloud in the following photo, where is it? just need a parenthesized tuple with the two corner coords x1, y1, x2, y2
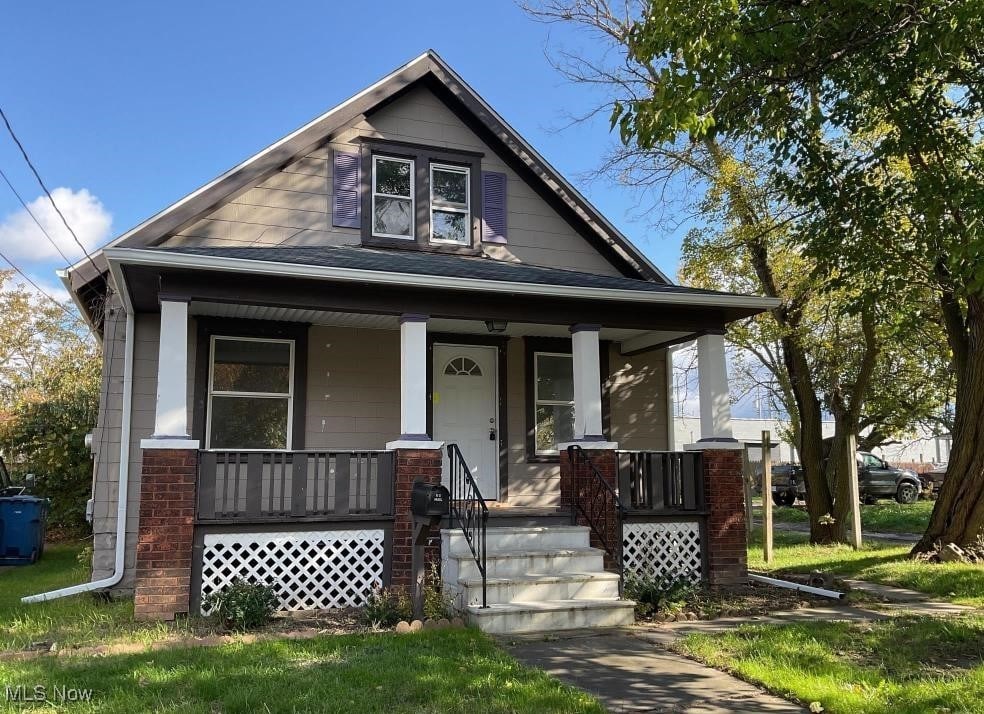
(0, 187, 112, 263)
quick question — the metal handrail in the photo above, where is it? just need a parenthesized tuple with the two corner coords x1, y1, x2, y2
(567, 444, 627, 597)
(446, 443, 489, 608)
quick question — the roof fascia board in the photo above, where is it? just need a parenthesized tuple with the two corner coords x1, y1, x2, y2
(104, 247, 779, 310)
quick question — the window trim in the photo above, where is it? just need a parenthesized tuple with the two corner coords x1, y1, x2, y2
(429, 163, 471, 245)
(359, 139, 483, 254)
(205, 335, 296, 451)
(371, 155, 415, 241)
(533, 351, 575, 456)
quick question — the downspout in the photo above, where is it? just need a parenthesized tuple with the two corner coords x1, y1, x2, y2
(22, 307, 135, 603)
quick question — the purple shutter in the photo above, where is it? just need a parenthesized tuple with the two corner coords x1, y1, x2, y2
(332, 151, 361, 228)
(481, 171, 507, 243)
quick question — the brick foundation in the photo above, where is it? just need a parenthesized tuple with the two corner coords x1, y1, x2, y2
(560, 447, 619, 568)
(700, 448, 748, 586)
(133, 448, 197, 621)
(391, 448, 443, 587)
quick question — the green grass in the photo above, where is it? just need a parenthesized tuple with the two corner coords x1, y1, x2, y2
(755, 499, 934, 534)
(0, 543, 212, 651)
(0, 628, 602, 713)
(749, 531, 984, 607)
(676, 615, 984, 714)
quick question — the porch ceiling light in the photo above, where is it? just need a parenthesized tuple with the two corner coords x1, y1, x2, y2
(485, 319, 508, 334)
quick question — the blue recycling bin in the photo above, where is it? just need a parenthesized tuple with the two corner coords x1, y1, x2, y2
(0, 496, 48, 565)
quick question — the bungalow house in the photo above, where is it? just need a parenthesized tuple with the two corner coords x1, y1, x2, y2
(47, 51, 775, 633)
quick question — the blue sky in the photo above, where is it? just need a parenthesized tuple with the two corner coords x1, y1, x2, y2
(0, 0, 689, 301)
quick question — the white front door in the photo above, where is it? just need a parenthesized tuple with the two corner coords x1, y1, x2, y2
(433, 344, 499, 500)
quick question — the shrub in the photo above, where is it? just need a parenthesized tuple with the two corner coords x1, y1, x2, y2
(422, 563, 453, 620)
(360, 586, 413, 628)
(202, 579, 279, 631)
(624, 570, 696, 619)
(359, 565, 452, 628)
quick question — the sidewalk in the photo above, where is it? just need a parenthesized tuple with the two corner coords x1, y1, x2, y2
(502, 628, 803, 713)
(502, 581, 973, 713)
(753, 519, 920, 543)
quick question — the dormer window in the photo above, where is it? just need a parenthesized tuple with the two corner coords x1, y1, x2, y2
(372, 156, 414, 239)
(359, 140, 482, 253)
(430, 164, 470, 244)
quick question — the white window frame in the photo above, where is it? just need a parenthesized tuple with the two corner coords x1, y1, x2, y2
(533, 351, 575, 456)
(205, 335, 295, 451)
(371, 155, 415, 240)
(429, 163, 471, 245)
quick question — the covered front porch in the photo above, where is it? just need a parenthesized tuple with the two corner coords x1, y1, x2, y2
(107, 245, 764, 625)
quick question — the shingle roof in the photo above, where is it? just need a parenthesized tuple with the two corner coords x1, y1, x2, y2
(156, 244, 735, 297)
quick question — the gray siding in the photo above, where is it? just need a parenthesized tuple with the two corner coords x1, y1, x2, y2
(90, 308, 196, 592)
(162, 85, 623, 277)
(304, 326, 401, 449)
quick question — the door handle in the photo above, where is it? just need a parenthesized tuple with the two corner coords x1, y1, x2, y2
(489, 428, 496, 441)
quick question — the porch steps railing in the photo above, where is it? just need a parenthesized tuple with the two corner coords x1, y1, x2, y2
(446, 443, 489, 608)
(197, 450, 394, 523)
(567, 444, 627, 596)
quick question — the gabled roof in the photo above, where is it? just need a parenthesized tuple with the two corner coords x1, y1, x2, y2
(77, 50, 670, 284)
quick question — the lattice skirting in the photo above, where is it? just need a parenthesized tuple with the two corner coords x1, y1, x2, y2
(199, 529, 385, 613)
(623, 521, 702, 582)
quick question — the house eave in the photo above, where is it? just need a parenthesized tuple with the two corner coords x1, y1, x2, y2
(103, 247, 779, 312)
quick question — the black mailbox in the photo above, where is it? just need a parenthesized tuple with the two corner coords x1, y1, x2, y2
(411, 481, 450, 518)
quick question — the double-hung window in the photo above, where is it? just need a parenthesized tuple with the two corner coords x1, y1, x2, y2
(430, 164, 470, 244)
(206, 336, 294, 450)
(371, 155, 414, 239)
(533, 352, 575, 454)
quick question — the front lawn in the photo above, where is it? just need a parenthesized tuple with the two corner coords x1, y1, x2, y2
(0, 543, 143, 651)
(675, 615, 984, 714)
(754, 499, 933, 534)
(0, 628, 602, 713)
(748, 531, 984, 607)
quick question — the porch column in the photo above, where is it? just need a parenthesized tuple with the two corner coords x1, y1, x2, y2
(398, 314, 429, 441)
(697, 333, 734, 442)
(570, 324, 604, 441)
(152, 298, 191, 440)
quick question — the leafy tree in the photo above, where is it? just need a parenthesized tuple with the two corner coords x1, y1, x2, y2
(611, 0, 983, 550)
(0, 272, 99, 533)
(525, 0, 953, 542)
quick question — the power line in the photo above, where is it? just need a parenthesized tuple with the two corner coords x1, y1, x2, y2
(0, 247, 81, 322)
(0, 165, 73, 264)
(0, 105, 102, 276)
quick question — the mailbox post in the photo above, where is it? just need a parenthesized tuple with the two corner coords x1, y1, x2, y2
(409, 480, 451, 619)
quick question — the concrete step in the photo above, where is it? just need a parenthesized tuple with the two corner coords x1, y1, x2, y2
(457, 571, 621, 608)
(465, 599, 636, 634)
(452, 548, 606, 580)
(442, 526, 590, 556)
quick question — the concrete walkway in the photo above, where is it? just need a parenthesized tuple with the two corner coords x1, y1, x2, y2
(502, 582, 975, 714)
(755, 520, 920, 543)
(503, 629, 803, 713)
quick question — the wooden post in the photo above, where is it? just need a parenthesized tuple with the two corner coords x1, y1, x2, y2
(741, 447, 754, 537)
(762, 430, 773, 564)
(847, 433, 863, 549)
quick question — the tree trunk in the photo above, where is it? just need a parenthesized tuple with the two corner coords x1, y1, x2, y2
(914, 296, 984, 551)
(783, 335, 839, 543)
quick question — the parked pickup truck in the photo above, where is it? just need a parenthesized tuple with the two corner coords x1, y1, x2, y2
(767, 452, 923, 506)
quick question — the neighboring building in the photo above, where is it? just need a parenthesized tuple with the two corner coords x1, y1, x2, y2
(44, 51, 775, 632)
(674, 415, 951, 465)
